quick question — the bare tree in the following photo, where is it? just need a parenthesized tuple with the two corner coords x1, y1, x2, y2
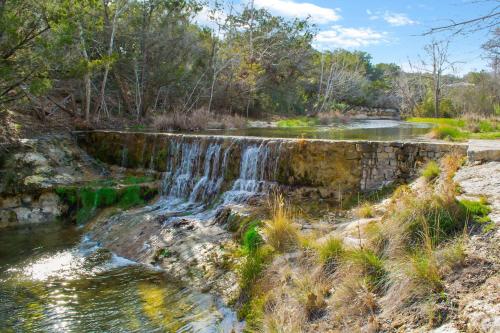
(423, 1, 500, 36)
(313, 57, 364, 115)
(419, 40, 456, 117)
(482, 27, 500, 76)
(95, 0, 127, 120)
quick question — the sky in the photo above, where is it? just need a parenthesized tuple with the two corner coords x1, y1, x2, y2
(197, 0, 498, 75)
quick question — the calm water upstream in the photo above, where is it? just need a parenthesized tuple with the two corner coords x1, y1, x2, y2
(0, 222, 238, 332)
(198, 120, 432, 140)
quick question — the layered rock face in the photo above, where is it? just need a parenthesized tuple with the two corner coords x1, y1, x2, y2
(76, 131, 467, 201)
(0, 135, 104, 227)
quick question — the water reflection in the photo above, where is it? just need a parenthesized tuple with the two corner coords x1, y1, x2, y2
(197, 120, 432, 141)
(0, 223, 239, 332)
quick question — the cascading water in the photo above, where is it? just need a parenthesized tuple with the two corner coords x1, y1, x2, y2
(223, 143, 279, 204)
(159, 139, 281, 208)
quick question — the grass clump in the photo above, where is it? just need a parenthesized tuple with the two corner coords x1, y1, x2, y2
(429, 125, 467, 141)
(263, 194, 299, 252)
(356, 202, 375, 218)
(346, 249, 387, 289)
(316, 237, 344, 266)
(242, 224, 264, 254)
(422, 161, 440, 181)
(459, 199, 491, 218)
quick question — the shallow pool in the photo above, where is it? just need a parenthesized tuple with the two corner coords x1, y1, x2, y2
(0, 223, 238, 332)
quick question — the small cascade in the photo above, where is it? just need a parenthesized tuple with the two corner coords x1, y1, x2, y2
(160, 140, 229, 204)
(223, 142, 280, 204)
(159, 138, 282, 207)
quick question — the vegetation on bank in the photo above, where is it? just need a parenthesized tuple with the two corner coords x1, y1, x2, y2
(231, 154, 494, 331)
(407, 117, 500, 141)
(56, 177, 157, 224)
(0, 0, 498, 141)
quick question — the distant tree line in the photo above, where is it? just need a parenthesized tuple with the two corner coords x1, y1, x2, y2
(0, 0, 498, 125)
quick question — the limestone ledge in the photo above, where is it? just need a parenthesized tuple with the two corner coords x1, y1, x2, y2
(75, 131, 467, 199)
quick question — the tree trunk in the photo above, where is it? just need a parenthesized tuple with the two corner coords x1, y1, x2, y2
(79, 23, 91, 122)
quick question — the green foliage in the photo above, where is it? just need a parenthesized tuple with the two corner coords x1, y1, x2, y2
(118, 186, 144, 209)
(239, 245, 274, 292)
(407, 118, 466, 127)
(55, 182, 154, 224)
(422, 161, 440, 181)
(430, 125, 467, 141)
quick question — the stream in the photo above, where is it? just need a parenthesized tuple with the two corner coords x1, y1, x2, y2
(0, 222, 238, 332)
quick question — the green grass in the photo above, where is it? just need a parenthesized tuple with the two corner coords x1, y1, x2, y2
(407, 117, 466, 128)
(242, 224, 264, 254)
(460, 199, 491, 218)
(407, 117, 499, 141)
(422, 161, 441, 181)
(277, 116, 319, 128)
(346, 248, 387, 288)
(430, 125, 468, 141)
(316, 237, 344, 266)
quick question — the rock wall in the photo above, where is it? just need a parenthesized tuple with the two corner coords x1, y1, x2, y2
(76, 131, 467, 200)
(0, 135, 104, 227)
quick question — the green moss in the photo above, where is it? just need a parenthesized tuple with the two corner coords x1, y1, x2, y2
(118, 185, 144, 209)
(122, 175, 154, 185)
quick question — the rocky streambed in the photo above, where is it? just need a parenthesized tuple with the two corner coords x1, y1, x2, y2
(1, 131, 498, 332)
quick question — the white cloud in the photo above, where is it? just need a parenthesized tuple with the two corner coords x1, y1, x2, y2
(314, 25, 389, 49)
(194, 6, 228, 28)
(383, 12, 417, 26)
(254, 0, 341, 24)
(367, 10, 418, 26)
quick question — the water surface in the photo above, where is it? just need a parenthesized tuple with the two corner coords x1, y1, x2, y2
(0, 223, 237, 332)
(198, 120, 432, 141)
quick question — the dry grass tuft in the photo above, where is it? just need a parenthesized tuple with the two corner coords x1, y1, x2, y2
(263, 194, 299, 253)
(356, 202, 375, 218)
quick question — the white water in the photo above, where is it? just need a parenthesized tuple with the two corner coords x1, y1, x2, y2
(160, 140, 280, 207)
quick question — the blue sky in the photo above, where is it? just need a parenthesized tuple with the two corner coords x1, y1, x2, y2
(197, 0, 498, 75)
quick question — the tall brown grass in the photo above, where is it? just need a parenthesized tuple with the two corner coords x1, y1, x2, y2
(263, 193, 299, 253)
(153, 108, 246, 131)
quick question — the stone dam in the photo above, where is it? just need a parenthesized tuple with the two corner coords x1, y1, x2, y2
(76, 131, 468, 202)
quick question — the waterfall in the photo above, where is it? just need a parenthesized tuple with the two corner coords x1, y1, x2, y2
(223, 142, 280, 204)
(160, 139, 281, 207)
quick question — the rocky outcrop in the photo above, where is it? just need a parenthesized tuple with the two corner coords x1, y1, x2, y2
(0, 135, 104, 227)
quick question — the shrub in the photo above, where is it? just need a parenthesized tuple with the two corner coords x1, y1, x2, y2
(422, 161, 440, 181)
(316, 237, 344, 266)
(263, 194, 299, 252)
